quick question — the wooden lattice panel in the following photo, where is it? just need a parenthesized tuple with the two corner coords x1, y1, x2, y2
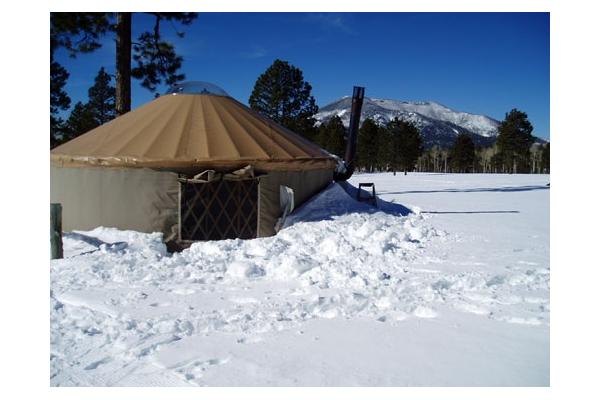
(180, 179, 258, 241)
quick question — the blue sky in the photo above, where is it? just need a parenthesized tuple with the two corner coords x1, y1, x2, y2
(55, 12, 550, 139)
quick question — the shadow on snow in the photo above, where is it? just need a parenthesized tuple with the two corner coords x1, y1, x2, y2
(62, 232, 128, 257)
(285, 181, 526, 227)
(378, 184, 549, 196)
(283, 182, 412, 226)
(421, 210, 519, 214)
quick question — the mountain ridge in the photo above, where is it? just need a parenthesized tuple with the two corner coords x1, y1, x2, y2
(315, 96, 506, 148)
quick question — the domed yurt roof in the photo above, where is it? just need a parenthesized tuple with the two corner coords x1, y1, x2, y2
(51, 81, 335, 171)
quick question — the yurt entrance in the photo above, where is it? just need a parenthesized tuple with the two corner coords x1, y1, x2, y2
(178, 170, 259, 241)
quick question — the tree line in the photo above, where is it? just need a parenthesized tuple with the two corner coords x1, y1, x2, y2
(414, 109, 550, 174)
(241, 58, 551, 175)
(312, 110, 549, 175)
(416, 140, 550, 174)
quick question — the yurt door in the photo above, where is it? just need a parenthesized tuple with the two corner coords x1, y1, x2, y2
(179, 179, 259, 241)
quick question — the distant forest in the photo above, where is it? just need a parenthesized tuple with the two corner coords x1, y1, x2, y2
(315, 113, 550, 175)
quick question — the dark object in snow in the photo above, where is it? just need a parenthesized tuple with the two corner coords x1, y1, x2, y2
(50, 203, 63, 259)
(334, 86, 365, 181)
(380, 272, 391, 280)
(357, 182, 378, 207)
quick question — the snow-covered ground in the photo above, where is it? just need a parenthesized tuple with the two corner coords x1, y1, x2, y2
(50, 173, 549, 386)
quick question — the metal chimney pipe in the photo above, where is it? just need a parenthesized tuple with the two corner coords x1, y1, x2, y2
(334, 86, 365, 181)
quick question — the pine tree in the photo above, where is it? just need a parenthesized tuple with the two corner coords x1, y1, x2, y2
(115, 13, 132, 115)
(496, 109, 535, 173)
(50, 12, 197, 117)
(87, 67, 116, 125)
(377, 127, 393, 171)
(50, 13, 111, 56)
(129, 13, 197, 100)
(50, 61, 71, 148)
(357, 118, 380, 172)
(50, 13, 108, 147)
(54, 68, 117, 147)
(473, 145, 484, 173)
(249, 59, 319, 140)
(314, 123, 328, 150)
(450, 133, 476, 173)
(63, 102, 98, 144)
(386, 118, 423, 175)
(316, 116, 346, 157)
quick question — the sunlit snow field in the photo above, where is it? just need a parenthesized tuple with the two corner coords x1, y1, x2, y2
(50, 172, 550, 386)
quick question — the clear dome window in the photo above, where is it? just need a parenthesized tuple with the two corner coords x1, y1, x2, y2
(165, 81, 229, 97)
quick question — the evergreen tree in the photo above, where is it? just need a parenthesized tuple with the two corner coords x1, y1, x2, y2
(496, 109, 535, 173)
(377, 127, 393, 171)
(249, 59, 318, 140)
(129, 13, 197, 98)
(473, 145, 484, 173)
(87, 67, 116, 125)
(50, 13, 109, 147)
(50, 61, 71, 148)
(63, 102, 98, 144)
(491, 152, 503, 173)
(316, 116, 346, 157)
(50, 12, 197, 117)
(314, 123, 327, 150)
(450, 133, 476, 173)
(50, 13, 111, 57)
(54, 69, 117, 147)
(386, 118, 423, 175)
(357, 118, 380, 172)
(541, 142, 550, 173)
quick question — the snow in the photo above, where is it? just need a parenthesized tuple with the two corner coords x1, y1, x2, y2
(316, 97, 500, 138)
(50, 173, 549, 386)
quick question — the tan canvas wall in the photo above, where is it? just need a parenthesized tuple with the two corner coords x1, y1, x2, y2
(258, 168, 333, 237)
(51, 166, 180, 241)
(51, 165, 332, 242)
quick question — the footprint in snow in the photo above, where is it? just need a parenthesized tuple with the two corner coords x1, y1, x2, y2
(149, 302, 171, 307)
(84, 356, 112, 370)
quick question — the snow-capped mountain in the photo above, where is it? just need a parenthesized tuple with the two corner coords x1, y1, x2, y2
(315, 96, 502, 148)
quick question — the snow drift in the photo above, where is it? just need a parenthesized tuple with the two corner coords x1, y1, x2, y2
(50, 174, 549, 386)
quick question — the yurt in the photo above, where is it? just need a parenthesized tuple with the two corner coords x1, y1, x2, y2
(51, 82, 336, 245)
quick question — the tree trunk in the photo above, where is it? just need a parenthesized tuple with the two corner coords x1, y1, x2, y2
(115, 12, 132, 115)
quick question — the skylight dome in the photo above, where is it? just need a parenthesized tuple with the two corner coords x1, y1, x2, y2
(165, 81, 229, 97)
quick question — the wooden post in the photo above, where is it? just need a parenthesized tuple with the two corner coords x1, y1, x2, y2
(50, 203, 63, 259)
